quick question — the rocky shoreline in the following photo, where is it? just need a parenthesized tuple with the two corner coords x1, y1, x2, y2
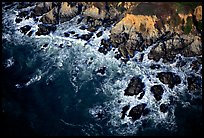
(3, 2, 202, 123)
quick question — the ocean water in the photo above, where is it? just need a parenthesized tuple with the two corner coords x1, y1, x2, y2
(1, 3, 202, 136)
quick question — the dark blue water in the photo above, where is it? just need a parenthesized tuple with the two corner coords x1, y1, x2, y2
(2, 39, 111, 136)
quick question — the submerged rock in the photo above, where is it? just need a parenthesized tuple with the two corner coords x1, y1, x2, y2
(124, 76, 145, 96)
(156, 72, 181, 88)
(96, 66, 106, 75)
(128, 103, 147, 121)
(150, 85, 164, 101)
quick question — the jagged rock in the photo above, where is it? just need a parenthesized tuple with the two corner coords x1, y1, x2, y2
(17, 11, 29, 18)
(148, 42, 166, 62)
(118, 45, 129, 58)
(124, 77, 145, 96)
(121, 105, 130, 119)
(191, 57, 202, 71)
(59, 2, 81, 23)
(150, 85, 164, 101)
(33, 2, 53, 16)
(181, 36, 202, 57)
(17, 2, 35, 9)
(194, 6, 202, 22)
(110, 32, 129, 48)
(101, 39, 110, 47)
(20, 25, 31, 35)
(40, 7, 58, 24)
(156, 72, 181, 88)
(111, 14, 158, 38)
(35, 24, 57, 36)
(187, 74, 202, 92)
(128, 103, 147, 121)
(160, 103, 168, 113)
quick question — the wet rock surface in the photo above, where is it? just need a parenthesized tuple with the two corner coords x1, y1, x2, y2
(187, 74, 202, 92)
(160, 103, 168, 113)
(156, 72, 181, 88)
(20, 25, 31, 35)
(128, 103, 147, 121)
(150, 85, 164, 101)
(124, 77, 145, 96)
(35, 24, 57, 36)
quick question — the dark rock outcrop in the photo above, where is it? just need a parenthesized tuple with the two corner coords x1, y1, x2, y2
(35, 24, 57, 36)
(187, 74, 202, 92)
(128, 103, 147, 121)
(124, 77, 145, 96)
(20, 25, 31, 35)
(121, 105, 130, 119)
(150, 85, 164, 101)
(156, 72, 181, 88)
(15, 18, 22, 23)
(160, 103, 168, 113)
(79, 33, 93, 41)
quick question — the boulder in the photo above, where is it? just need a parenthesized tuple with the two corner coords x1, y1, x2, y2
(150, 85, 164, 101)
(148, 42, 166, 62)
(128, 103, 147, 121)
(83, 5, 106, 19)
(59, 2, 81, 23)
(124, 77, 145, 96)
(187, 74, 202, 92)
(156, 72, 181, 88)
(33, 2, 53, 16)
